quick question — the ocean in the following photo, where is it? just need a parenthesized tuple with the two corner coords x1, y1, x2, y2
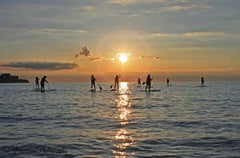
(0, 82, 239, 158)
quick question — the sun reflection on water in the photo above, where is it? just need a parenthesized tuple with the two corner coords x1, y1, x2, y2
(113, 82, 135, 158)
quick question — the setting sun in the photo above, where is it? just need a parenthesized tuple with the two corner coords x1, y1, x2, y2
(118, 53, 128, 63)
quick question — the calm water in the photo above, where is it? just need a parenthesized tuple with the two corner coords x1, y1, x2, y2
(0, 82, 239, 158)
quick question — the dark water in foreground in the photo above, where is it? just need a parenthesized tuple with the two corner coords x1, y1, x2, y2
(0, 82, 239, 158)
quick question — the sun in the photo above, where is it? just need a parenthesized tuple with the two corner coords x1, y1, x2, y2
(118, 53, 128, 63)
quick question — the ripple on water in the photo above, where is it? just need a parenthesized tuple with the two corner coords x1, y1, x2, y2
(0, 144, 73, 158)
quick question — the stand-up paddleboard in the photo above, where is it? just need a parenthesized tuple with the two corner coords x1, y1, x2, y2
(197, 85, 207, 88)
(34, 88, 40, 91)
(134, 85, 142, 88)
(89, 89, 103, 92)
(140, 89, 161, 92)
(47, 89, 56, 91)
(34, 89, 56, 92)
(150, 89, 161, 92)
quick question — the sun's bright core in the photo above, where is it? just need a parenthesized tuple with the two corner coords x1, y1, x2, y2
(118, 53, 128, 63)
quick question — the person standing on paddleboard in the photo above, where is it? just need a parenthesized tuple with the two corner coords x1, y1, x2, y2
(40, 75, 48, 92)
(114, 74, 120, 90)
(166, 78, 170, 87)
(145, 74, 153, 92)
(35, 76, 39, 89)
(201, 77, 205, 87)
(90, 75, 96, 91)
(137, 77, 141, 86)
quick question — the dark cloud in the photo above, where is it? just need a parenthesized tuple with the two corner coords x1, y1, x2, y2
(90, 57, 101, 62)
(1, 62, 78, 70)
(138, 56, 160, 60)
(75, 46, 91, 58)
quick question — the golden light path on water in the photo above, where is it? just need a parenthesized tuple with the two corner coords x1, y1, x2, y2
(113, 82, 135, 158)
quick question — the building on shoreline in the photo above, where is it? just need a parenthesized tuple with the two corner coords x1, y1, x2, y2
(0, 73, 29, 83)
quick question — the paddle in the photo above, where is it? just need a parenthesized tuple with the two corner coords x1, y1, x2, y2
(47, 82, 50, 90)
(46, 82, 57, 91)
(95, 80, 102, 90)
(110, 84, 114, 89)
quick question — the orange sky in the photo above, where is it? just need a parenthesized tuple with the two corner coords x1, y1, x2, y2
(0, 0, 240, 82)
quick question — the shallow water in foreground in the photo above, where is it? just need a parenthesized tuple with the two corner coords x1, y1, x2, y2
(0, 82, 239, 158)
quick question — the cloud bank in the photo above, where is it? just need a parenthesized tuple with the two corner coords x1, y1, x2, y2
(153, 32, 227, 38)
(109, 0, 166, 5)
(29, 28, 86, 35)
(1, 62, 78, 70)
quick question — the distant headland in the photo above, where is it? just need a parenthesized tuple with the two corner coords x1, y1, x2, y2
(0, 73, 29, 83)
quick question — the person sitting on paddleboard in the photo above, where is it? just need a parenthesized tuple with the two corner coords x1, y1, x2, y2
(40, 75, 48, 92)
(145, 74, 153, 92)
(90, 75, 96, 90)
(114, 74, 120, 89)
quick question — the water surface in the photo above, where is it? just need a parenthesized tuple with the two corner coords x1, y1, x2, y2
(0, 82, 239, 157)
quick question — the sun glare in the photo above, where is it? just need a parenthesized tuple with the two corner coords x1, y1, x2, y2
(118, 53, 128, 63)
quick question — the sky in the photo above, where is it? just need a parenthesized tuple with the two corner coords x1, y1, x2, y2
(0, 0, 240, 82)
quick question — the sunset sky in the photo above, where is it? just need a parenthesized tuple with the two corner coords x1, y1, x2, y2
(0, 0, 240, 82)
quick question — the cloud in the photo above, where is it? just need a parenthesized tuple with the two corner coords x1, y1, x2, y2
(108, 0, 212, 17)
(183, 32, 225, 37)
(106, 58, 116, 63)
(109, 0, 166, 5)
(74, 47, 106, 62)
(138, 56, 160, 60)
(1, 62, 78, 70)
(75, 46, 91, 58)
(166, 4, 211, 12)
(153, 32, 227, 38)
(153, 33, 174, 37)
(90, 57, 101, 62)
(109, 0, 139, 4)
(29, 28, 86, 34)
(84, 5, 94, 11)
(108, 0, 211, 12)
